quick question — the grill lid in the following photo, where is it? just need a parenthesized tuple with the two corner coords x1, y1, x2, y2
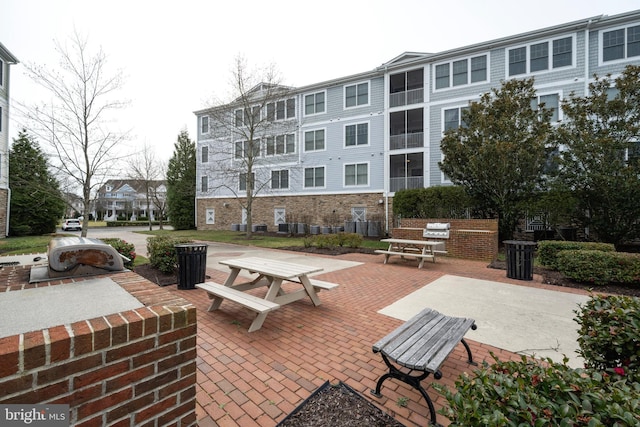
(423, 222, 450, 239)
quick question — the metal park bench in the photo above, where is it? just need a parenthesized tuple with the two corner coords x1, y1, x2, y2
(371, 308, 477, 426)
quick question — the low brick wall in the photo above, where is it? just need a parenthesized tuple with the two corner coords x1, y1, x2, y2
(393, 218, 499, 261)
(0, 269, 197, 426)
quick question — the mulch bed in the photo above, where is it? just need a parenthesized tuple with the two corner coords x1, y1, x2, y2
(276, 381, 405, 427)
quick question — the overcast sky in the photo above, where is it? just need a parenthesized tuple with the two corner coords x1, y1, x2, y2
(2, 0, 639, 162)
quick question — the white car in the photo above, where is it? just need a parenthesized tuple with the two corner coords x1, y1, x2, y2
(62, 219, 82, 231)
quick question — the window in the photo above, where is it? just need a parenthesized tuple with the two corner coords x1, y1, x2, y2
(201, 176, 208, 192)
(443, 107, 469, 132)
(509, 36, 573, 75)
(470, 56, 487, 83)
(345, 163, 368, 186)
(553, 37, 572, 68)
(452, 59, 467, 86)
(304, 129, 325, 151)
(509, 47, 527, 76)
(530, 42, 548, 72)
(602, 25, 640, 62)
(266, 134, 295, 155)
(201, 146, 208, 163)
(531, 93, 560, 122)
(235, 140, 260, 159)
(435, 55, 487, 89)
(345, 123, 368, 147)
(389, 69, 424, 106)
(200, 116, 209, 134)
(271, 170, 289, 189)
(234, 106, 260, 127)
(239, 172, 254, 191)
(304, 167, 325, 188)
(390, 108, 424, 150)
(304, 91, 325, 115)
(286, 98, 295, 118)
(435, 64, 449, 89)
(0, 59, 3, 87)
(0, 106, 2, 133)
(345, 82, 368, 108)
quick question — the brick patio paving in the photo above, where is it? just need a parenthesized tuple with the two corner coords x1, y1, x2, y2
(169, 252, 590, 426)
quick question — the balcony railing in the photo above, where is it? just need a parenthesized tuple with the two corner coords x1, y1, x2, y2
(390, 132, 424, 150)
(390, 176, 424, 192)
(389, 88, 424, 108)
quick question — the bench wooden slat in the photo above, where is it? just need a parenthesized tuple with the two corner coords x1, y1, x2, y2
(374, 250, 434, 259)
(307, 279, 339, 290)
(373, 308, 475, 372)
(196, 282, 280, 313)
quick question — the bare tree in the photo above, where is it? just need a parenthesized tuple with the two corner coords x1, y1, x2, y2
(128, 144, 165, 231)
(20, 30, 129, 237)
(203, 56, 297, 238)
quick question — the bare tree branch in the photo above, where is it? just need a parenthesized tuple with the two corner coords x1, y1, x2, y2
(18, 29, 130, 236)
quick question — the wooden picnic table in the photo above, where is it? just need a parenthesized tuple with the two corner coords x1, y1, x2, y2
(375, 238, 445, 268)
(196, 257, 338, 332)
(371, 308, 477, 425)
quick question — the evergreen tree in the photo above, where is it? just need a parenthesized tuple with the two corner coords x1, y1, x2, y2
(552, 65, 640, 247)
(166, 129, 196, 230)
(9, 129, 65, 235)
(439, 78, 555, 240)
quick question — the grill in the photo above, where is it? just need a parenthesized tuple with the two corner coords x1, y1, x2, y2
(423, 222, 450, 239)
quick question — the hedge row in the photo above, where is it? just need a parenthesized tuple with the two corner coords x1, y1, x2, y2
(557, 250, 640, 286)
(537, 240, 615, 269)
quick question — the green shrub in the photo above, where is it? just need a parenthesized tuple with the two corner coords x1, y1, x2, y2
(101, 238, 136, 268)
(537, 240, 615, 269)
(575, 294, 640, 381)
(307, 233, 363, 249)
(435, 354, 640, 426)
(557, 250, 640, 285)
(147, 235, 192, 274)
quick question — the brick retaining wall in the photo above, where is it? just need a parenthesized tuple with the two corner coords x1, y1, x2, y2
(394, 218, 498, 261)
(0, 269, 197, 426)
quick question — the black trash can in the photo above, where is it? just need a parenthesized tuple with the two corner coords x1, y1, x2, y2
(175, 243, 208, 289)
(503, 240, 536, 281)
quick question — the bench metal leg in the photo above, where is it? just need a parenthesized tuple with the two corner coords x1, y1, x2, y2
(371, 354, 438, 426)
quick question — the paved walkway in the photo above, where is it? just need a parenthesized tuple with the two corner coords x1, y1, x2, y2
(173, 246, 591, 427)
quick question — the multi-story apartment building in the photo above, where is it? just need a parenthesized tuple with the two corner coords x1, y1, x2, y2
(195, 10, 640, 232)
(94, 179, 167, 221)
(0, 42, 18, 237)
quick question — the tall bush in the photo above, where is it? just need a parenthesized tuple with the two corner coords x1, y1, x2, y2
(147, 235, 192, 274)
(393, 186, 472, 219)
(575, 294, 640, 382)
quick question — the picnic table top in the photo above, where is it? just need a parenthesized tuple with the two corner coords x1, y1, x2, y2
(218, 256, 323, 279)
(380, 238, 443, 246)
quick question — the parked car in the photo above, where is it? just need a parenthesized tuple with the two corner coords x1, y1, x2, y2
(61, 218, 82, 231)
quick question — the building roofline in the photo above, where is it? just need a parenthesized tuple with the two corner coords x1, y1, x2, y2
(0, 42, 19, 64)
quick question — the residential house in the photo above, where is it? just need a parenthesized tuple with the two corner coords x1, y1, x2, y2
(195, 9, 640, 233)
(0, 42, 18, 237)
(62, 192, 85, 219)
(94, 179, 167, 221)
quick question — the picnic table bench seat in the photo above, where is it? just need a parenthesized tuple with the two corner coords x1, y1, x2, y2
(196, 282, 281, 332)
(371, 308, 477, 426)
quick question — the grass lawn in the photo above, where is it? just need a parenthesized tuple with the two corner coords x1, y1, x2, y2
(0, 228, 389, 260)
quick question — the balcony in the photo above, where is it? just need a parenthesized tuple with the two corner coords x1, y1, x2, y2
(390, 176, 424, 192)
(390, 132, 424, 150)
(389, 88, 424, 108)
